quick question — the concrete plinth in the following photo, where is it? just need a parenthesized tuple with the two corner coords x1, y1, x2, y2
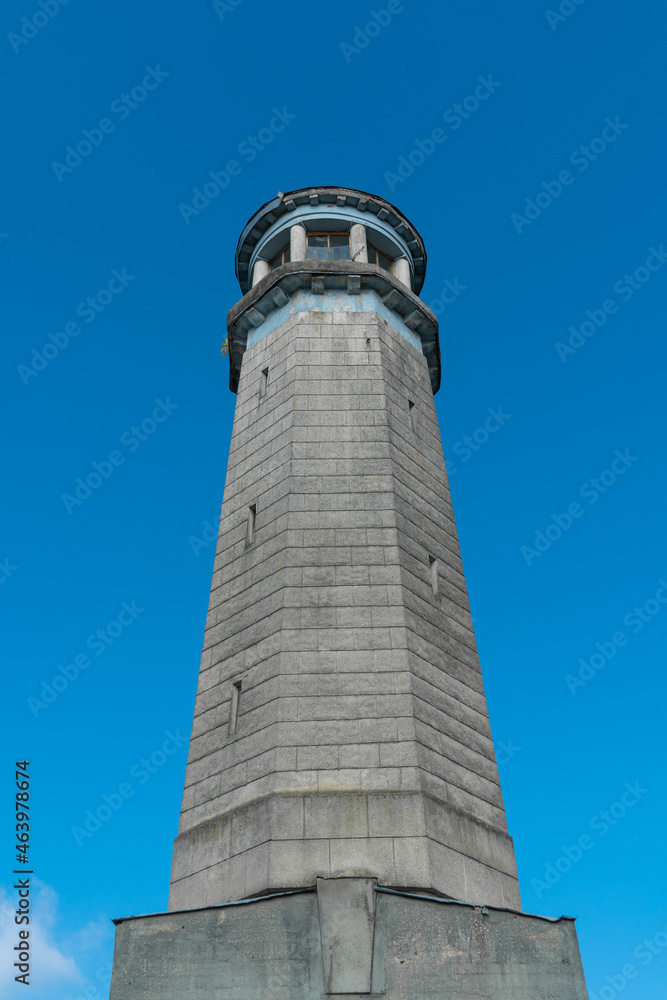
(110, 879, 589, 999)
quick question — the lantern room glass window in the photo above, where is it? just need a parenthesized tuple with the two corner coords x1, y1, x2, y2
(269, 246, 291, 270)
(306, 233, 350, 260)
(367, 244, 392, 272)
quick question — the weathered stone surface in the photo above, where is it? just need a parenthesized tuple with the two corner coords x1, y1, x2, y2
(110, 885, 589, 1000)
(169, 307, 520, 911)
(317, 877, 376, 994)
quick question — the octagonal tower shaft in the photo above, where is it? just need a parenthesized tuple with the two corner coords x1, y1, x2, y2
(169, 189, 520, 912)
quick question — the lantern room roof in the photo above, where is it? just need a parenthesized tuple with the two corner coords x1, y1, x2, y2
(235, 186, 428, 296)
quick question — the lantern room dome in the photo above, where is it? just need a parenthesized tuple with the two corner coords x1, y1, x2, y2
(235, 186, 428, 296)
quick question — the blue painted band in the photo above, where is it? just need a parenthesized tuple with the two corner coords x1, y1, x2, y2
(246, 289, 424, 353)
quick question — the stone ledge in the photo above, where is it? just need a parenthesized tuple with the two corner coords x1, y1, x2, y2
(226, 261, 441, 395)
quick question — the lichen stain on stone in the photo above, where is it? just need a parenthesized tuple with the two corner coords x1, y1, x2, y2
(142, 919, 180, 936)
(441, 944, 465, 960)
(528, 928, 559, 942)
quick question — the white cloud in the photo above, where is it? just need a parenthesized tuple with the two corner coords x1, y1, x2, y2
(0, 880, 112, 1000)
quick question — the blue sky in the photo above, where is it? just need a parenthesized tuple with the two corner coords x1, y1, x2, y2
(2, 0, 666, 997)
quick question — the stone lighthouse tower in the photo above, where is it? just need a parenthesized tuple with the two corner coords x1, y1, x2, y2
(109, 187, 589, 999)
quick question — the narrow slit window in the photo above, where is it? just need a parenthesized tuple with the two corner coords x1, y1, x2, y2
(429, 556, 439, 596)
(246, 504, 257, 546)
(408, 400, 418, 434)
(260, 368, 269, 399)
(229, 680, 242, 735)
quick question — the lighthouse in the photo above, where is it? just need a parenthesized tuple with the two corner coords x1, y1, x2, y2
(109, 187, 589, 1000)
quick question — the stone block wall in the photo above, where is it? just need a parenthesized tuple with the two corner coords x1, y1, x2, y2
(169, 309, 519, 911)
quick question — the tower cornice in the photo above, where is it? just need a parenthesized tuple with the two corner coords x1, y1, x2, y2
(227, 259, 441, 395)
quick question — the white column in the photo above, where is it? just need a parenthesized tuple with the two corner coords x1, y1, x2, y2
(290, 224, 307, 262)
(252, 259, 269, 286)
(394, 257, 411, 289)
(350, 223, 368, 263)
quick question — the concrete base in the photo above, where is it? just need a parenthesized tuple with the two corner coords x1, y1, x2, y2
(110, 878, 588, 999)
